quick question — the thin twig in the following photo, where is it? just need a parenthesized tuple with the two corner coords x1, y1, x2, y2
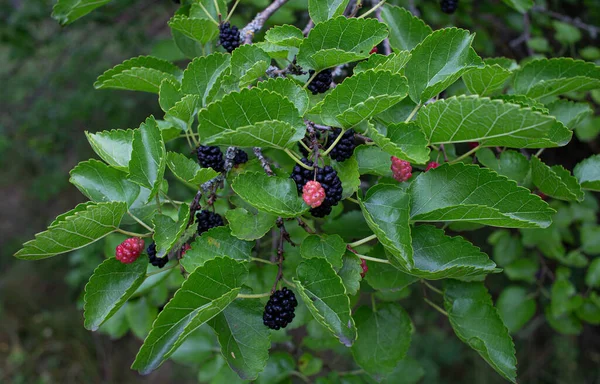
(296, 217, 316, 234)
(424, 298, 449, 317)
(253, 147, 275, 176)
(358, 0, 386, 19)
(533, 5, 599, 38)
(251, 257, 277, 266)
(302, 19, 314, 36)
(241, 0, 291, 44)
(271, 219, 287, 294)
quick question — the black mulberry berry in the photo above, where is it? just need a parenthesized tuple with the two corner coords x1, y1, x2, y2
(147, 242, 168, 268)
(197, 145, 225, 172)
(290, 158, 343, 218)
(233, 149, 248, 166)
(219, 22, 240, 53)
(263, 287, 298, 330)
(196, 210, 224, 235)
(327, 128, 356, 162)
(440, 0, 459, 14)
(307, 69, 333, 95)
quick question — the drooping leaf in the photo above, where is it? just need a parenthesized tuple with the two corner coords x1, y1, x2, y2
(417, 96, 571, 148)
(531, 156, 584, 201)
(232, 172, 308, 218)
(132, 258, 248, 374)
(94, 56, 183, 93)
(166, 152, 219, 186)
(297, 17, 388, 72)
(574, 155, 600, 191)
(476, 149, 530, 184)
(462, 64, 512, 96)
(256, 78, 310, 116)
(367, 122, 430, 164)
(152, 204, 190, 258)
(444, 280, 517, 383)
(308, 70, 408, 128)
(84, 257, 148, 331)
(225, 208, 277, 241)
(181, 53, 231, 107)
(85, 129, 134, 172)
(405, 28, 483, 103)
(69, 159, 140, 206)
(300, 234, 346, 269)
(496, 286, 536, 333)
(52, 0, 112, 25)
(294, 258, 357, 347)
(14, 202, 128, 260)
(409, 163, 554, 228)
(380, 4, 432, 51)
(351, 304, 412, 380)
(168, 15, 219, 44)
(309, 0, 350, 24)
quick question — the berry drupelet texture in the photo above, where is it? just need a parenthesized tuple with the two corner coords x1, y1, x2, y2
(307, 69, 333, 95)
(327, 128, 356, 162)
(115, 238, 145, 264)
(197, 145, 225, 172)
(196, 210, 224, 235)
(391, 156, 412, 182)
(147, 242, 169, 268)
(290, 158, 343, 217)
(219, 22, 240, 53)
(425, 161, 440, 171)
(233, 149, 248, 166)
(440, 0, 459, 14)
(263, 287, 298, 330)
(302, 181, 326, 208)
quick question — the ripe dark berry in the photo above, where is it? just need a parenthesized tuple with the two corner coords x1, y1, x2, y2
(233, 149, 248, 166)
(307, 69, 333, 95)
(440, 0, 459, 14)
(290, 158, 343, 218)
(327, 128, 356, 162)
(196, 210, 224, 235)
(197, 145, 225, 172)
(360, 259, 368, 278)
(115, 238, 145, 264)
(263, 287, 298, 330)
(391, 157, 412, 182)
(302, 181, 326, 208)
(147, 242, 168, 268)
(425, 161, 440, 171)
(219, 22, 240, 53)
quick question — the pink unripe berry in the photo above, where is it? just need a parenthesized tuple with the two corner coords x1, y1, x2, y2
(468, 142, 479, 150)
(391, 156, 412, 182)
(181, 243, 192, 256)
(302, 181, 326, 208)
(360, 259, 368, 278)
(115, 238, 145, 264)
(369, 46, 378, 54)
(425, 161, 440, 171)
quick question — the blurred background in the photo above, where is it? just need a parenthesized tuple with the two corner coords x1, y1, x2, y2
(1, 0, 599, 383)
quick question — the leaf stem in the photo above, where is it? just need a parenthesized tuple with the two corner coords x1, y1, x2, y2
(359, 0, 387, 18)
(160, 192, 179, 209)
(284, 148, 314, 170)
(155, 194, 162, 214)
(422, 280, 443, 295)
(303, 71, 319, 90)
(127, 211, 154, 232)
(450, 145, 480, 164)
(371, 294, 377, 312)
(348, 234, 377, 248)
(197, 2, 219, 25)
(251, 257, 277, 266)
(298, 139, 311, 153)
(355, 254, 390, 264)
(226, 0, 242, 22)
(237, 292, 272, 299)
(424, 298, 449, 317)
(116, 228, 152, 238)
(212, 0, 221, 18)
(534, 148, 545, 157)
(404, 103, 421, 123)
(346, 197, 360, 204)
(283, 277, 297, 288)
(321, 128, 346, 157)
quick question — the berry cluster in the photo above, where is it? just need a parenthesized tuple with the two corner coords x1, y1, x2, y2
(219, 22, 240, 53)
(147, 242, 168, 268)
(440, 0, 459, 14)
(307, 69, 333, 95)
(291, 158, 343, 217)
(197, 145, 225, 172)
(196, 210, 224, 235)
(263, 287, 298, 330)
(391, 157, 412, 182)
(327, 128, 356, 162)
(233, 149, 248, 166)
(302, 181, 326, 208)
(115, 238, 145, 264)
(425, 161, 440, 171)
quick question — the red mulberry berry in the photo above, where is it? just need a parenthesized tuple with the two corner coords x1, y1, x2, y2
(369, 47, 378, 54)
(115, 238, 145, 264)
(302, 181, 326, 208)
(181, 243, 192, 256)
(468, 142, 479, 150)
(360, 259, 368, 278)
(391, 157, 412, 182)
(425, 162, 440, 171)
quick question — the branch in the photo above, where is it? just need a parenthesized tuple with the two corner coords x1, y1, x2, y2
(253, 147, 275, 176)
(533, 5, 599, 38)
(371, 0, 391, 55)
(241, 0, 291, 44)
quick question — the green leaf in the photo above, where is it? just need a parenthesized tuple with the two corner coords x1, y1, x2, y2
(180, 227, 253, 273)
(168, 15, 218, 44)
(495, 94, 549, 113)
(585, 258, 600, 288)
(225, 208, 277, 241)
(294, 258, 357, 347)
(83, 256, 147, 331)
(545, 306, 583, 335)
(359, 184, 413, 269)
(368, 122, 430, 164)
(210, 299, 271, 380)
(309, 0, 350, 24)
(126, 298, 158, 340)
(128, 116, 166, 202)
(512, 58, 600, 100)
(181, 53, 231, 107)
(229, 45, 271, 87)
(164, 94, 199, 131)
(300, 234, 346, 269)
(380, 4, 432, 51)
(159, 79, 183, 112)
(551, 277, 583, 317)
(531, 156, 584, 202)
(297, 17, 388, 72)
(496, 286, 536, 333)
(505, 259, 539, 284)
(332, 156, 361, 199)
(463, 64, 512, 96)
(132, 257, 247, 374)
(256, 78, 309, 116)
(409, 163, 554, 228)
(581, 225, 600, 255)
(14, 202, 128, 260)
(355, 145, 392, 177)
(85, 129, 134, 172)
(444, 280, 517, 383)
(366, 260, 419, 293)
(257, 352, 295, 384)
(232, 172, 307, 218)
(354, 51, 412, 74)
(94, 56, 183, 94)
(52, 0, 112, 25)
(405, 28, 483, 103)
(69, 159, 140, 206)
(338, 252, 362, 296)
(166, 152, 219, 186)
(264, 25, 305, 48)
(351, 304, 412, 380)
(476, 149, 530, 184)
(197, 88, 305, 149)
(502, 0, 533, 13)
(547, 99, 593, 129)
(417, 96, 571, 148)
(576, 298, 600, 325)
(574, 155, 600, 191)
(308, 70, 408, 128)
(152, 204, 189, 258)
